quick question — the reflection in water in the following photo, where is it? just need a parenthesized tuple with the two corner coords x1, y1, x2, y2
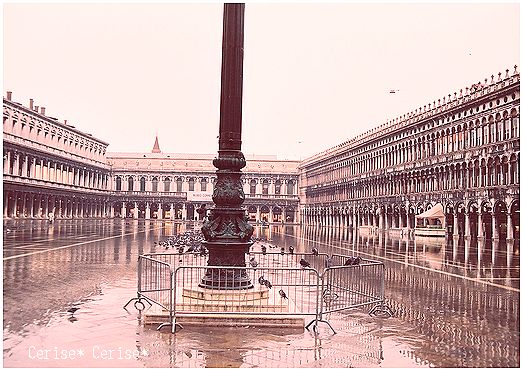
(299, 225, 519, 368)
(2, 220, 520, 368)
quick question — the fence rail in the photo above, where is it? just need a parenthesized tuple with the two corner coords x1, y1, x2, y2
(124, 250, 393, 334)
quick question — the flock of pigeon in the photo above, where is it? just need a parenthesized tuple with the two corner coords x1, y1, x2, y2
(154, 230, 208, 256)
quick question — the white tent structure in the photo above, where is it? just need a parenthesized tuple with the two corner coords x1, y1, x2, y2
(414, 203, 446, 237)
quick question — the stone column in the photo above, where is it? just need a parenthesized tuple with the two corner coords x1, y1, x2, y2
(145, 202, 150, 220)
(269, 207, 273, 223)
(22, 155, 29, 178)
(158, 203, 163, 219)
(492, 211, 499, 240)
(11, 193, 18, 217)
(14, 153, 20, 176)
(43, 195, 49, 218)
(134, 202, 139, 219)
(453, 212, 459, 237)
(478, 212, 484, 239)
(182, 203, 187, 220)
(464, 212, 470, 238)
(3, 151, 11, 174)
(507, 213, 514, 240)
(256, 206, 260, 223)
(3, 191, 9, 218)
(121, 202, 126, 218)
(170, 203, 174, 220)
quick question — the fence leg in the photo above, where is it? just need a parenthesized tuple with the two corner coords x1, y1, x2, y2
(123, 296, 152, 311)
(305, 318, 337, 335)
(369, 301, 394, 317)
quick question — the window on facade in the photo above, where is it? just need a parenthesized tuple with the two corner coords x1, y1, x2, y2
(116, 176, 122, 191)
(176, 178, 183, 192)
(262, 180, 269, 195)
(140, 177, 146, 192)
(489, 123, 495, 143)
(189, 178, 195, 191)
(128, 177, 134, 191)
(250, 180, 256, 196)
(287, 180, 294, 195)
(152, 177, 158, 192)
(511, 116, 519, 138)
(201, 178, 207, 192)
(504, 119, 510, 139)
(164, 177, 171, 192)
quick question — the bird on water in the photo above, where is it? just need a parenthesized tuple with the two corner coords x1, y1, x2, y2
(67, 307, 80, 316)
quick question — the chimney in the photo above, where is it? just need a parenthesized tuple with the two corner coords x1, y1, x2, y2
(64, 119, 67, 125)
(35, 105, 39, 112)
(40, 107, 46, 115)
(30, 99, 34, 110)
(6, 91, 12, 100)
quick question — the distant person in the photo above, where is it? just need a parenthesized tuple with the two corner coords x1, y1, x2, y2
(48, 212, 54, 223)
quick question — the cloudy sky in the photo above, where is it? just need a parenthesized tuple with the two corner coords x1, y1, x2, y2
(3, 2, 520, 160)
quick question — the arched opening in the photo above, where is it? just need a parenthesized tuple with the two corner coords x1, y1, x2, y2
(186, 203, 195, 220)
(260, 205, 270, 222)
(286, 207, 295, 223)
(247, 205, 257, 221)
(272, 206, 282, 222)
(493, 201, 508, 240)
(115, 176, 122, 191)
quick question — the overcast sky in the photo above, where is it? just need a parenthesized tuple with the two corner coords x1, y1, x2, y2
(3, 2, 520, 160)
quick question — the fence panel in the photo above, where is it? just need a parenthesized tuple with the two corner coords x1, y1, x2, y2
(321, 255, 385, 315)
(173, 265, 320, 317)
(137, 255, 173, 311)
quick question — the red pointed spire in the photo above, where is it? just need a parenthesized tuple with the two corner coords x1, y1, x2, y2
(152, 135, 161, 153)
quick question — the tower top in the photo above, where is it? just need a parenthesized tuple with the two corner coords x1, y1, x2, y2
(152, 135, 161, 153)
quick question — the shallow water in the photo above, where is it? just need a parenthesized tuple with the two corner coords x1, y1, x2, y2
(3, 219, 519, 367)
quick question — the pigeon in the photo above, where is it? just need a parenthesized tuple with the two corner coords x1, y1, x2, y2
(263, 279, 272, 289)
(280, 247, 285, 255)
(288, 245, 294, 254)
(249, 257, 258, 268)
(344, 256, 362, 266)
(261, 245, 267, 255)
(325, 256, 334, 268)
(178, 246, 184, 254)
(67, 307, 80, 316)
(300, 258, 311, 268)
(258, 276, 265, 285)
(279, 289, 288, 300)
(311, 248, 319, 255)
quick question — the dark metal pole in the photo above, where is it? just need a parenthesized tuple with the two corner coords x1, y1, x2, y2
(200, 3, 254, 290)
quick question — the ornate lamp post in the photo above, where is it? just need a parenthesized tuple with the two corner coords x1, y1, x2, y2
(200, 3, 254, 290)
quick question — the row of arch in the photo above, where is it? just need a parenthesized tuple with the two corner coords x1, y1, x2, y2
(302, 198, 520, 241)
(308, 105, 519, 185)
(3, 148, 110, 191)
(113, 174, 297, 196)
(307, 153, 519, 203)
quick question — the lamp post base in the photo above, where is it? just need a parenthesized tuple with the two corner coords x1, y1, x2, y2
(199, 241, 254, 290)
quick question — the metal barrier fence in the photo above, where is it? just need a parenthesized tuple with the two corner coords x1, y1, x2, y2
(124, 250, 393, 334)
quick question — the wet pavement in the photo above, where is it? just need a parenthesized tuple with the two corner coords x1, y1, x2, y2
(3, 219, 520, 367)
